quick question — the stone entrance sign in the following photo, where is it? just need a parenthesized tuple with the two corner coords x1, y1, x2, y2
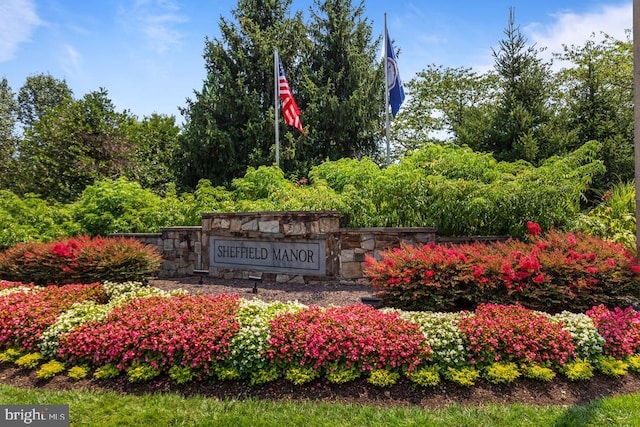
(211, 238, 326, 275)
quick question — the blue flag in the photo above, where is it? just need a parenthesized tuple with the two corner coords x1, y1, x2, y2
(386, 28, 405, 117)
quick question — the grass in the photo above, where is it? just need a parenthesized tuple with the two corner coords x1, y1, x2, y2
(2, 384, 640, 426)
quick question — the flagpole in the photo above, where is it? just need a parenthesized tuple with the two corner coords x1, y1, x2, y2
(274, 49, 280, 168)
(384, 13, 391, 166)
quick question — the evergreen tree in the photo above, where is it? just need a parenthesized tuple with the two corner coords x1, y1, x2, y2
(486, 8, 554, 163)
(178, 0, 306, 189)
(302, 0, 384, 166)
(555, 32, 633, 188)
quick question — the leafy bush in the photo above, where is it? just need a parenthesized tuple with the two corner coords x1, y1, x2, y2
(484, 362, 521, 384)
(285, 366, 319, 385)
(407, 366, 441, 387)
(0, 190, 76, 250)
(458, 304, 575, 368)
(570, 181, 636, 251)
(325, 364, 361, 384)
(168, 365, 197, 385)
(93, 364, 120, 380)
(597, 356, 629, 377)
(127, 363, 161, 383)
(444, 367, 479, 387)
(0, 348, 23, 363)
(628, 354, 640, 373)
(310, 141, 604, 235)
(365, 226, 640, 313)
(522, 364, 556, 382)
(563, 359, 594, 381)
(0, 236, 162, 285)
(37, 360, 66, 379)
(67, 365, 89, 380)
(15, 352, 44, 369)
(70, 177, 183, 236)
(367, 369, 400, 387)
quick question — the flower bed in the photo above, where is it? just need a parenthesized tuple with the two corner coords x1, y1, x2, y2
(364, 223, 640, 313)
(1, 280, 640, 389)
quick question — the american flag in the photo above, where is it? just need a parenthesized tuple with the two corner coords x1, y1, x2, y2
(277, 55, 304, 133)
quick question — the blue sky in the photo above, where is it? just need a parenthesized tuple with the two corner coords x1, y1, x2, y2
(0, 0, 632, 122)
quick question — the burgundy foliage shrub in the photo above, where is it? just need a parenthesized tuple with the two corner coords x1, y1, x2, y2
(0, 236, 162, 286)
(364, 223, 640, 312)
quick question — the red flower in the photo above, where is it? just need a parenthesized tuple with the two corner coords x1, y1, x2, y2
(532, 274, 545, 284)
(526, 221, 542, 237)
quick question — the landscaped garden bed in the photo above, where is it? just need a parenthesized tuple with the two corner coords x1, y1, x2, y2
(1, 230, 639, 408)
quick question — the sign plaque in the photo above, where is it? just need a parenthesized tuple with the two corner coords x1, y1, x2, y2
(211, 238, 326, 275)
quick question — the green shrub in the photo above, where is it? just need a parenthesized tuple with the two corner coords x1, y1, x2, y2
(36, 360, 66, 379)
(484, 362, 521, 384)
(127, 363, 160, 383)
(571, 181, 636, 251)
(0, 347, 23, 363)
(445, 367, 479, 387)
(597, 356, 629, 377)
(325, 365, 361, 384)
(93, 364, 120, 380)
(169, 365, 197, 385)
(70, 177, 181, 236)
(408, 366, 441, 387)
(285, 366, 318, 385)
(0, 236, 162, 285)
(367, 369, 400, 387)
(249, 366, 280, 385)
(215, 367, 241, 381)
(0, 190, 76, 250)
(522, 364, 556, 382)
(15, 352, 44, 369)
(628, 354, 640, 373)
(67, 366, 89, 380)
(563, 359, 594, 381)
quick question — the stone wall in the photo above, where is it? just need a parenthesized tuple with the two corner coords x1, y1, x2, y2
(114, 227, 203, 277)
(202, 211, 341, 284)
(115, 212, 499, 284)
(339, 228, 436, 284)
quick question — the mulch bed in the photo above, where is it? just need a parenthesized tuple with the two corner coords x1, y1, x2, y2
(2, 363, 640, 409)
(2, 276, 640, 408)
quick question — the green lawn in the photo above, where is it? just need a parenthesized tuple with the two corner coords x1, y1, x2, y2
(2, 384, 640, 426)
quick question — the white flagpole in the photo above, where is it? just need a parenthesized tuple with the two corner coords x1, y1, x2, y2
(384, 14, 391, 166)
(274, 49, 280, 167)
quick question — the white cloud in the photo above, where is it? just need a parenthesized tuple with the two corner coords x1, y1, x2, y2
(525, 2, 631, 66)
(0, 0, 42, 62)
(61, 44, 83, 77)
(119, 0, 187, 54)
